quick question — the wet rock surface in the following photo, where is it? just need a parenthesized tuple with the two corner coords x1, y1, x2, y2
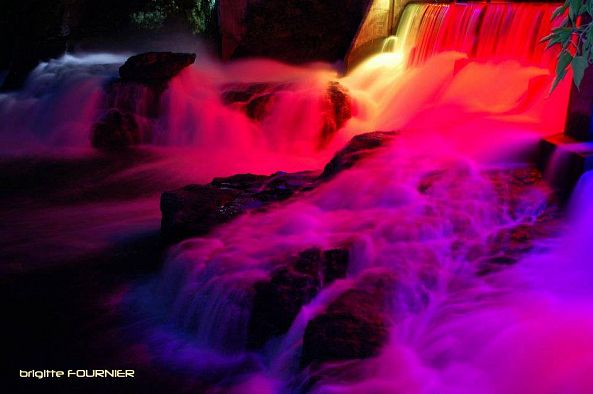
(319, 82, 354, 144)
(247, 247, 350, 349)
(481, 168, 561, 274)
(161, 171, 319, 243)
(301, 270, 397, 367)
(320, 131, 398, 180)
(91, 52, 195, 150)
(91, 109, 142, 149)
(119, 52, 196, 83)
(160, 131, 397, 243)
(221, 81, 354, 143)
(419, 166, 562, 275)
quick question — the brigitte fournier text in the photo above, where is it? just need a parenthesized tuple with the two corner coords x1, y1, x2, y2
(20, 370, 135, 379)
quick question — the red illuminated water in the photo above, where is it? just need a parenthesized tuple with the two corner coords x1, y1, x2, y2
(397, 3, 559, 68)
(2, 2, 592, 393)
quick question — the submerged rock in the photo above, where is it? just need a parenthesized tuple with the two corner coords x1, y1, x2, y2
(161, 184, 246, 243)
(248, 247, 350, 349)
(301, 270, 396, 367)
(221, 81, 353, 144)
(91, 109, 141, 150)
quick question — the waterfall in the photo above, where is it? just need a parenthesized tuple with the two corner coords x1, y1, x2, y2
(388, 2, 559, 68)
(0, 54, 126, 152)
(3, 2, 592, 393)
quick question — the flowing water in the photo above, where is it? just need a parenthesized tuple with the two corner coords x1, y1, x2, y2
(2, 2, 593, 393)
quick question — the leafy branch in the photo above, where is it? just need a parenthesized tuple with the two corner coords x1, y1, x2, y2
(542, 0, 593, 91)
(131, 0, 216, 35)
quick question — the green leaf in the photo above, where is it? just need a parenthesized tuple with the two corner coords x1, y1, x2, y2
(569, 0, 583, 22)
(557, 50, 574, 75)
(550, 68, 569, 93)
(552, 4, 568, 19)
(572, 55, 588, 88)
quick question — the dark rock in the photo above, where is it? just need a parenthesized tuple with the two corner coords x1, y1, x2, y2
(320, 131, 398, 180)
(91, 52, 195, 150)
(119, 52, 196, 82)
(161, 131, 398, 242)
(221, 83, 280, 105)
(103, 80, 163, 118)
(220, 82, 290, 122)
(91, 79, 164, 150)
(161, 171, 318, 243)
(248, 247, 350, 349)
(161, 184, 246, 243)
(320, 82, 353, 144)
(91, 109, 142, 150)
(245, 94, 275, 121)
(248, 252, 322, 349)
(219, 0, 371, 63)
(210, 173, 270, 191)
(322, 249, 350, 285)
(91, 79, 162, 150)
(301, 270, 396, 367)
(221, 81, 353, 147)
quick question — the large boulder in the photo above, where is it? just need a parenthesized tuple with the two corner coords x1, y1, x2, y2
(301, 270, 397, 367)
(222, 81, 354, 147)
(161, 171, 318, 243)
(319, 82, 354, 144)
(248, 247, 350, 349)
(221, 82, 286, 122)
(91, 52, 196, 150)
(160, 131, 398, 243)
(320, 131, 397, 180)
(119, 52, 196, 82)
(91, 109, 142, 149)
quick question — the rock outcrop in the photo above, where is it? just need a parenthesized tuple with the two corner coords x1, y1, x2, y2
(91, 52, 196, 150)
(320, 131, 397, 180)
(221, 81, 354, 144)
(161, 171, 318, 243)
(119, 52, 196, 83)
(301, 270, 397, 367)
(160, 131, 397, 243)
(91, 109, 142, 149)
(320, 82, 354, 144)
(248, 247, 350, 349)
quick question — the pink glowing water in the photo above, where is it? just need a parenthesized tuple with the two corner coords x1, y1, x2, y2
(1, 2, 592, 393)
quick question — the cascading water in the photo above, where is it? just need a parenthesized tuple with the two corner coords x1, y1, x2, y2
(393, 2, 558, 68)
(0, 54, 127, 152)
(3, 1, 592, 393)
(112, 2, 593, 393)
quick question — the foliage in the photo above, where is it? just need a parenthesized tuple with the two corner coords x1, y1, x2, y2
(131, 0, 216, 34)
(543, 0, 593, 91)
